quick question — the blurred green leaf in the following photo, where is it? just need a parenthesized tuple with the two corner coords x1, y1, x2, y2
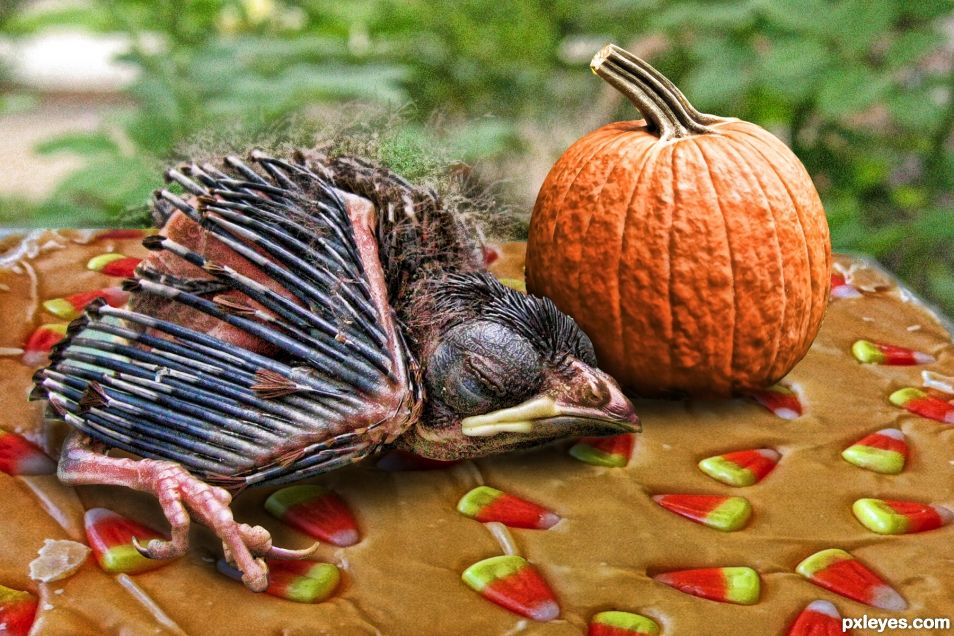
(887, 90, 947, 131)
(653, 2, 756, 30)
(758, 38, 830, 102)
(826, 1, 896, 55)
(887, 31, 945, 68)
(682, 37, 752, 110)
(816, 65, 890, 117)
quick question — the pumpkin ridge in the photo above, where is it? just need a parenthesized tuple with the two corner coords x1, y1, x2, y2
(529, 126, 622, 276)
(618, 143, 675, 387)
(577, 134, 658, 375)
(729, 135, 819, 379)
(614, 140, 669, 379)
(726, 127, 827, 372)
(529, 127, 618, 288)
(716, 138, 789, 381)
(539, 129, 634, 310)
(545, 127, 631, 248)
(674, 138, 734, 393)
(742, 124, 832, 306)
(697, 136, 789, 387)
(663, 144, 679, 389)
(574, 131, 654, 317)
(690, 135, 738, 392)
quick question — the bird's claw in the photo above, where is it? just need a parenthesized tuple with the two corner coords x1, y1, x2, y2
(131, 535, 182, 561)
(267, 541, 321, 560)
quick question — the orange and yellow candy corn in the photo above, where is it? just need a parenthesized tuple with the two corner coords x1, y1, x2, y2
(569, 434, 634, 467)
(87, 253, 141, 277)
(851, 340, 935, 366)
(461, 555, 559, 621)
(652, 494, 752, 532)
(890, 388, 954, 424)
(588, 610, 660, 636)
(22, 323, 68, 366)
(0, 430, 55, 476)
(42, 287, 128, 320)
(697, 448, 780, 487)
(84, 508, 171, 574)
(786, 600, 845, 636)
(654, 566, 760, 605)
(796, 548, 906, 611)
(265, 485, 360, 547)
(457, 486, 560, 529)
(841, 428, 907, 474)
(750, 385, 802, 420)
(852, 498, 952, 535)
(0, 584, 37, 636)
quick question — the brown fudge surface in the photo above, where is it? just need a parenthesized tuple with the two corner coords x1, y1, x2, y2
(0, 231, 952, 635)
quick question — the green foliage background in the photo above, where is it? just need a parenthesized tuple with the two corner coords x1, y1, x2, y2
(1, 0, 953, 312)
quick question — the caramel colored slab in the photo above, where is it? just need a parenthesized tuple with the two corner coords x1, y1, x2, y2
(0, 232, 952, 634)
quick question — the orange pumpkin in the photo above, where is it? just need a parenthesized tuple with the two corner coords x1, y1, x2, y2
(526, 44, 831, 398)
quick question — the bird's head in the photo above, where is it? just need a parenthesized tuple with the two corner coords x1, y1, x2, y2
(397, 273, 639, 460)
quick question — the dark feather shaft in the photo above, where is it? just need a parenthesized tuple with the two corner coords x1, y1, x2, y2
(132, 278, 380, 391)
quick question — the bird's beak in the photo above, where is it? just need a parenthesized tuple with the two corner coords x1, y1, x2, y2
(460, 362, 640, 438)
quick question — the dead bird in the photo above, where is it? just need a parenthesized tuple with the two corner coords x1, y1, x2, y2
(32, 150, 639, 591)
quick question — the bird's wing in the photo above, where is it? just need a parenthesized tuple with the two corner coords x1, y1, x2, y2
(34, 152, 421, 488)
(314, 154, 485, 307)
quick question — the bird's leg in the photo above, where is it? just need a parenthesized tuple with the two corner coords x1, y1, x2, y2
(57, 430, 302, 591)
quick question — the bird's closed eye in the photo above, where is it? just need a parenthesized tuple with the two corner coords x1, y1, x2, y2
(425, 320, 543, 418)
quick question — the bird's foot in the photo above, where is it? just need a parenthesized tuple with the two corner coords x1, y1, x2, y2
(57, 432, 316, 592)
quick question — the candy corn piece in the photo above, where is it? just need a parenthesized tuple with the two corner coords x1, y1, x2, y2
(22, 323, 68, 366)
(589, 610, 660, 636)
(84, 508, 170, 574)
(851, 340, 935, 365)
(830, 272, 862, 299)
(569, 434, 634, 467)
(0, 584, 38, 636)
(852, 498, 952, 535)
(87, 253, 141, 277)
(751, 385, 802, 420)
(217, 558, 340, 603)
(841, 428, 907, 474)
(461, 555, 559, 621)
(42, 287, 128, 320)
(697, 448, 780, 487)
(786, 600, 844, 636)
(457, 486, 560, 529)
(889, 388, 954, 424)
(652, 495, 752, 532)
(654, 567, 760, 605)
(796, 548, 906, 610)
(375, 450, 458, 471)
(265, 485, 360, 546)
(0, 430, 55, 475)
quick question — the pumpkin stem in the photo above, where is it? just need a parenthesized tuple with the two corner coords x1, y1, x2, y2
(591, 44, 726, 140)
